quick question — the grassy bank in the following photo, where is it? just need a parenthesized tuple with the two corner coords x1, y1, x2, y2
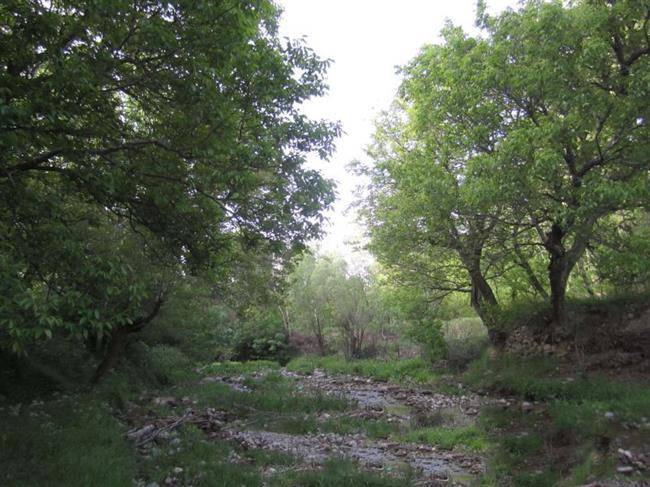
(286, 356, 438, 383)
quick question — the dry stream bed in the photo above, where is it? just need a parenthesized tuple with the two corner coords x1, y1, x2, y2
(129, 368, 495, 485)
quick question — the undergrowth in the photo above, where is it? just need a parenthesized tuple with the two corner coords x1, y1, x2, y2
(467, 352, 650, 485)
(286, 356, 438, 383)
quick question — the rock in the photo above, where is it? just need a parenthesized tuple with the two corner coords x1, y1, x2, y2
(604, 411, 616, 420)
(521, 401, 534, 413)
(172, 467, 183, 474)
(618, 448, 633, 460)
(616, 465, 634, 475)
(153, 396, 177, 406)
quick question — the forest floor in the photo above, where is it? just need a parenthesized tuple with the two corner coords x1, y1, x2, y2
(119, 358, 649, 487)
(125, 364, 486, 486)
(2, 353, 649, 486)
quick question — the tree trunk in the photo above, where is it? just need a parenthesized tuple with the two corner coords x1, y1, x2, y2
(90, 294, 164, 385)
(91, 326, 127, 385)
(578, 260, 596, 297)
(314, 314, 326, 356)
(278, 305, 291, 334)
(542, 219, 595, 332)
(548, 252, 570, 333)
(468, 269, 504, 346)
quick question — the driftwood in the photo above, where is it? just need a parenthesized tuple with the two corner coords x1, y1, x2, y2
(127, 409, 194, 446)
(126, 408, 228, 447)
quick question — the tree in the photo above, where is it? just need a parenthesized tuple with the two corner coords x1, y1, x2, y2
(360, 0, 649, 335)
(287, 253, 342, 355)
(358, 27, 510, 343)
(0, 0, 339, 381)
(483, 0, 650, 326)
(330, 274, 374, 360)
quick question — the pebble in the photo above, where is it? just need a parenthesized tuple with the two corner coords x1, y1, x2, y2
(617, 465, 634, 475)
(521, 401, 534, 412)
(618, 448, 633, 462)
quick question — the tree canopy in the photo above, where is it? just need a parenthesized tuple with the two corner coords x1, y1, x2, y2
(0, 0, 339, 374)
(359, 0, 649, 339)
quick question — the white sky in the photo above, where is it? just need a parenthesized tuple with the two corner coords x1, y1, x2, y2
(278, 0, 520, 270)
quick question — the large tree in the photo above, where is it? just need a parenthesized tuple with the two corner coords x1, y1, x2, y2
(361, 0, 649, 334)
(484, 0, 649, 326)
(0, 0, 338, 380)
(359, 27, 511, 343)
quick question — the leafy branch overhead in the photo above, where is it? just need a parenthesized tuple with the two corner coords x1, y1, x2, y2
(0, 0, 339, 374)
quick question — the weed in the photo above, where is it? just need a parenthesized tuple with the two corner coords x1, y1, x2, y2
(0, 395, 137, 486)
(402, 425, 489, 452)
(501, 432, 543, 462)
(286, 356, 437, 384)
(320, 416, 402, 438)
(203, 360, 281, 376)
(140, 426, 265, 486)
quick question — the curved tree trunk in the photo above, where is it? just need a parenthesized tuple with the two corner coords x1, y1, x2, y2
(91, 326, 127, 384)
(91, 295, 164, 385)
(456, 240, 503, 347)
(468, 268, 503, 346)
(513, 243, 548, 298)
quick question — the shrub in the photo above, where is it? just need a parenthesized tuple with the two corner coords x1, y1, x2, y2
(442, 317, 489, 367)
(231, 308, 296, 364)
(144, 344, 194, 385)
(232, 332, 295, 365)
(406, 318, 446, 362)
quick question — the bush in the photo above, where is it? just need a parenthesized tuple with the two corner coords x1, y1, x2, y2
(232, 332, 295, 365)
(140, 283, 237, 363)
(442, 317, 489, 367)
(406, 319, 446, 362)
(231, 308, 296, 364)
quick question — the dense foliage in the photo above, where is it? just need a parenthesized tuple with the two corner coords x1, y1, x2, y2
(358, 0, 650, 341)
(0, 0, 338, 380)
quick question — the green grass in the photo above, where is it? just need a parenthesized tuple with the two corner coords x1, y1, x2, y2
(467, 352, 650, 486)
(286, 356, 437, 383)
(402, 425, 489, 452)
(500, 432, 543, 461)
(203, 360, 281, 376)
(270, 459, 413, 487)
(0, 395, 137, 486)
(139, 425, 295, 486)
(465, 353, 650, 422)
(176, 375, 349, 419)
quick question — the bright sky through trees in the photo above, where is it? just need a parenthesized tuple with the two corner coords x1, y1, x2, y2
(279, 0, 520, 267)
